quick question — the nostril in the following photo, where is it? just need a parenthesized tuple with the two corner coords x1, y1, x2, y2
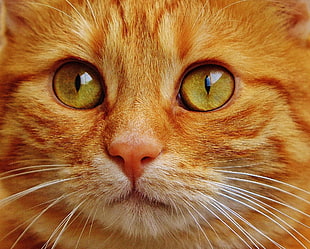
(108, 138, 162, 181)
(112, 155, 125, 165)
(141, 155, 158, 165)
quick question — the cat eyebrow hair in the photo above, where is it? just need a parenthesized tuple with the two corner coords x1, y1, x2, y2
(28, 2, 74, 20)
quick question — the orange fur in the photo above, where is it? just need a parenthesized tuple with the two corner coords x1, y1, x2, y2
(0, 0, 309, 248)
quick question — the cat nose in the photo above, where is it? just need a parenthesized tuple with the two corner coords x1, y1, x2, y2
(108, 137, 162, 182)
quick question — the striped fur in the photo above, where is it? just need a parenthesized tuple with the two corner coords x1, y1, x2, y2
(0, 0, 309, 248)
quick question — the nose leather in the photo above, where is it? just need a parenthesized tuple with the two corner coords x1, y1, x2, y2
(108, 137, 162, 182)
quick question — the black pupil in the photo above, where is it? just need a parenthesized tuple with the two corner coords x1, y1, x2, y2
(75, 74, 81, 92)
(205, 75, 211, 94)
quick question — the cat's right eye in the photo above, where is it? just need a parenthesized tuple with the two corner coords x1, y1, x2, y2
(179, 65, 235, 112)
(53, 62, 104, 109)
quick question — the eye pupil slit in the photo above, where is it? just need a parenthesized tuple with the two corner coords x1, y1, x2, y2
(205, 75, 211, 94)
(75, 74, 81, 92)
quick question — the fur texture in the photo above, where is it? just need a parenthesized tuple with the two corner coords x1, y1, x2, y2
(0, 0, 310, 248)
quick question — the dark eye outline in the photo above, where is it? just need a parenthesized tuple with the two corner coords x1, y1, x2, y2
(52, 60, 105, 110)
(178, 63, 235, 112)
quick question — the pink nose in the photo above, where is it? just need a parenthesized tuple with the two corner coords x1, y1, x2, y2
(108, 138, 162, 182)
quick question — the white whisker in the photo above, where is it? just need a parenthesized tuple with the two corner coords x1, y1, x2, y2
(181, 199, 214, 249)
(208, 200, 263, 249)
(0, 164, 69, 177)
(0, 167, 68, 181)
(29, 2, 73, 19)
(218, 192, 308, 249)
(10, 195, 68, 249)
(192, 0, 210, 28)
(0, 177, 79, 207)
(75, 199, 95, 249)
(226, 176, 310, 204)
(42, 200, 85, 249)
(88, 198, 101, 240)
(214, 182, 310, 226)
(218, 185, 310, 243)
(177, 193, 220, 240)
(0, 196, 66, 243)
(65, 0, 83, 19)
(215, 170, 310, 195)
(209, 196, 284, 249)
(215, 162, 262, 170)
(86, 0, 98, 27)
(197, 199, 253, 249)
(217, 0, 251, 13)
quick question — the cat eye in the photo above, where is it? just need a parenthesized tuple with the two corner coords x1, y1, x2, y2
(180, 65, 234, 111)
(53, 62, 104, 109)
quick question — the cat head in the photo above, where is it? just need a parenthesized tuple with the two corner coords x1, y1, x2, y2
(0, 0, 309, 248)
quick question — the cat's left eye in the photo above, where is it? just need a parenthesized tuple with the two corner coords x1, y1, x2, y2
(179, 65, 234, 112)
(53, 62, 104, 109)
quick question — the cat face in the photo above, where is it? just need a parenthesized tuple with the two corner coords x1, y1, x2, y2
(0, 0, 310, 248)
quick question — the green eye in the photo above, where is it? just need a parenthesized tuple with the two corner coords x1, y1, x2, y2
(180, 65, 234, 112)
(53, 62, 104, 109)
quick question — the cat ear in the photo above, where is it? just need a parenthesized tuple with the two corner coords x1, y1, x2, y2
(281, 0, 310, 45)
(0, 0, 20, 30)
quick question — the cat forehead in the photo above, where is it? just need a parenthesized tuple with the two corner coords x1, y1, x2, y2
(3, 0, 302, 43)
(2, 0, 309, 79)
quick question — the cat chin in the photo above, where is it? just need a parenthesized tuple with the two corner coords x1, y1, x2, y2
(80, 185, 215, 239)
(79, 184, 183, 237)
(90, 199, 191, 238)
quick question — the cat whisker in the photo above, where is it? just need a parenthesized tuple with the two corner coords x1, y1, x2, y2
(209, 194, 285, 248)
(0, 177, 80, 207)
(171, 196, 187, 221)
(208, 199, 264, 249)
(214, 157, 257, 163)
(217, 0, 251, 13)
(215, 170, 310, 199)
(1, 164, 69, 176)
(29, 2, 73, 20)
(74, 200, 98, 249)
(184, 198, 219, 240)
(195, 195, 258, 248)
(214, 162, 262, 170)
(0, 165, 69, 181)
(214, 181, 310, 227)
(85, 0, 99, 27)
(193, 0, 252, 31)
(192, 0, 211, 28)
(196, 198, 253, 249)
(218, 191, 309, 249)
(65, 0, 83, 19)
(210, 196, 286, 249)
(42, 200, 86, 249)
(64, 0, 95, 40)
(225, 176, 310, 205)
(10, 194, 69, 249)
(88, 198, 102, 240)
(221, 186, 310, 244)
(1, 196, 68, 243)
(8, 159, 56, 165)
(181, 198, 214, 249)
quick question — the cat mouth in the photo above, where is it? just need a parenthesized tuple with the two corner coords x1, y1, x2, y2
(109, 190, 169, 209)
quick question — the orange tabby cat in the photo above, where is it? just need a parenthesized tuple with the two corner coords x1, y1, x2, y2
(0, 0, 309, 248)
